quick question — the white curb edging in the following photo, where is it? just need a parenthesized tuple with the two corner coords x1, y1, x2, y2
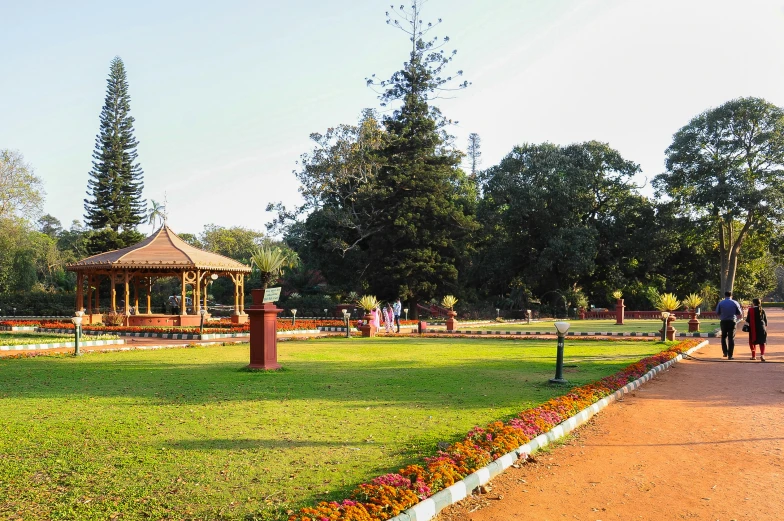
(0, 339, 125, 351)
(388, 340, 708, 521)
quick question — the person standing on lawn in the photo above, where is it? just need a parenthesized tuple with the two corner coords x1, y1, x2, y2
(715, 291, 743, 359)
(744, 298, 768, 361)
(393, 298, 402, 333)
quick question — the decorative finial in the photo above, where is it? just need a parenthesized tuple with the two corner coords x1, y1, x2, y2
(163, 192, 169, 225)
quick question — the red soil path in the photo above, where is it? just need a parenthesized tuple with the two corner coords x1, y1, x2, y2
(437, 309, 784, 521)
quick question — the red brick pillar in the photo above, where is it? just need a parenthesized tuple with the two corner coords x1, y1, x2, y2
(688, 311, 700, 333)
(446, 311, 458, 332)
(247, 289, 281, 370)
(666, 315, 677, 341)
(615, 299, 625, 325)
(360, 312, 376, 337)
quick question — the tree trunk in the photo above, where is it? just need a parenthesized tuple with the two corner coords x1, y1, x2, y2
(718, 211, 754, 295)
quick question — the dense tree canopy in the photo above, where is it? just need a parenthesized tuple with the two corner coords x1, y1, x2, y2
(655, 97, 784, 293)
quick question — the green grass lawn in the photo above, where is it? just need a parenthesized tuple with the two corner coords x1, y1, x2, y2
(0, 332, 117, 346)
(473, 318, 720, 333)
(0, 336, 667, 520)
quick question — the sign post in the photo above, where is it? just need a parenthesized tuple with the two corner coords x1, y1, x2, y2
(247, 287, 282, 370)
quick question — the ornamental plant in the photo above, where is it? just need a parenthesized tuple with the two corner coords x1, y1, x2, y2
(655, 293, 681, 312)
(358, 295, 380, 312)
(611, 290, 622, 300)
(682, 293, 703, 311)
(441, 295, 458, 310)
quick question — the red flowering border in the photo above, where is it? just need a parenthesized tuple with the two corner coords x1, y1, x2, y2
(1, 319, 418, 335)
(289, 339, 702, 521)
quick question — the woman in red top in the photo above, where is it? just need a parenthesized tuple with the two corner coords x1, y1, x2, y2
(744, 298, 768, 362)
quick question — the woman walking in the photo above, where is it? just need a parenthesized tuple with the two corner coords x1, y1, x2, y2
(384, 304, 394, 333)
(745, 298, 768, 362)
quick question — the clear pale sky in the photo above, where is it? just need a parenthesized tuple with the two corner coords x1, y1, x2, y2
(2, 0, 783, 236)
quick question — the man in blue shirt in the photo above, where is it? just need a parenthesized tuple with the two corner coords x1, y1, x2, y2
(715, 291, 743, 359)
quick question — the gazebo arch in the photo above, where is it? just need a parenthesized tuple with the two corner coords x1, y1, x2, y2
(66, 225, 252, 326)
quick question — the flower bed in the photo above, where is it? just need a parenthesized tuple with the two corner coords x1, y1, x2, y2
(15, 319, 419, 336)
(290, 339, 700, 521)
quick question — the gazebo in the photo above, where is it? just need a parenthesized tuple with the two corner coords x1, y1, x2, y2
(66, 225, 252, 326)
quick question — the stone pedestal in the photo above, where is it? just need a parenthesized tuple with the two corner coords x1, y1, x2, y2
(446, 311, 458, 332)
(687, 311, 700, 333)
(246, 290, 281, 370)
(359, 312, 376, 337)
(615, 299, 625, 325)
(666, 316, 677, 341)
(579, 308, 586, 320)
(231, 313, 248, 325)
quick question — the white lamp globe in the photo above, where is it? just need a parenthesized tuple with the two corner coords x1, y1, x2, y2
(554, 321, 570, 335)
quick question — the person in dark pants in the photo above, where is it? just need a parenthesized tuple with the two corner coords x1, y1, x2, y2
(393, 298, 402, 333)
(715, 291, 743, 359)
(745, 298, 768, 362)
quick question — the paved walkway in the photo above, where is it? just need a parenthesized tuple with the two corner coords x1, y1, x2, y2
(439, 309, 784, 521)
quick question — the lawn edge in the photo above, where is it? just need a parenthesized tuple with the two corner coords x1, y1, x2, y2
(389, 339, 708, 521)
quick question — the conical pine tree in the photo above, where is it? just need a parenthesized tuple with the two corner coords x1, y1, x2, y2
(84, 56, 145, 232)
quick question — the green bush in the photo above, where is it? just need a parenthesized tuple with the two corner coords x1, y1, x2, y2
(0, 292, 76, 316)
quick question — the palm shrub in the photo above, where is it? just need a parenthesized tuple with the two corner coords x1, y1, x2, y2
(655, 293, 681, 312)
(441, 295, 458, 310)
(250, 245, 300, 289)
(682, 293, 703, 311)
(357, 295, 379, 312)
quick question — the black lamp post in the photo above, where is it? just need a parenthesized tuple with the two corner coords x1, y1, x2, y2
(71, 310, 84, 356)
(550, 321, 570, 384)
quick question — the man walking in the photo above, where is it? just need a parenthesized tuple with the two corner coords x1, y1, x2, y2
(715, 291, 743, 359)
(393, 298, 402, 333)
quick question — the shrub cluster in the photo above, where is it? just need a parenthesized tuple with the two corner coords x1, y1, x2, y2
(289, 340, 700, 521)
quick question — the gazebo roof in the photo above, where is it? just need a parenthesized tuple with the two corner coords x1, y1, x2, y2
(66, 225, 252, 273)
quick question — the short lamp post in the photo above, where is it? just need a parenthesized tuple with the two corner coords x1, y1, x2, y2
(660, 311, 670, 342)
(324, 308, 328, 318)
(404, 308, 409, 321)
(71, 310, 84, 356)
(13, 307, 16, 317)
(343, 309, 351, 338)
(550, 321, 570, 384)
(199, 308, 207, 335)
(496, 308, 500, 319)
(291, 308, 297, 326)
(526, 309, 532, 324)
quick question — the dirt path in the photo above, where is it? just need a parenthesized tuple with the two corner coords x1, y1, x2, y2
(438, 310, 784, 521)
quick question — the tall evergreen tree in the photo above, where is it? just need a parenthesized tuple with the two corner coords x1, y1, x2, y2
(467, 132, 482, 176)
(84, 56, 145, 235)
(365, 1, 478, 314)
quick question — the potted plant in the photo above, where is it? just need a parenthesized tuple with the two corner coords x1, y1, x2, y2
(357, 295, 379, 337)
(683, 293, 703, 332)
(442, 295, 458, 332)
(612, 290, 624, 325)
(655, 293, 681, 340)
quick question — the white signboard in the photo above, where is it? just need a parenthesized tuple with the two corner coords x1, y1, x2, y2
(262, 287, 282, 303)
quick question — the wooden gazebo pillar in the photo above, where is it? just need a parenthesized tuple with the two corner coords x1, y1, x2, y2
(86, 274, 93, 315)
(76, 272, 84, 312)
(240, 274, 245, 314)
(133, 276, 139, 314)
(94, 275, 101, 315)
(146, 278, 152, 314)
(181, 272, 187, 315)
(194, 270, 201, 314)
(124, 271, 130, 316)
(111, 275, 117, 313)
